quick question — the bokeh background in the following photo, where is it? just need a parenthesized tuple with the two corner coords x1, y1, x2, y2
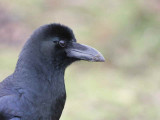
(0, 0, 160, 120)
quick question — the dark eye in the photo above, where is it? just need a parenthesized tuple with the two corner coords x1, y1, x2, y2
(59, 40, 66, 47)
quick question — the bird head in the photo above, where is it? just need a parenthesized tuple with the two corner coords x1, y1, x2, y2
(27, 23, 105, 68)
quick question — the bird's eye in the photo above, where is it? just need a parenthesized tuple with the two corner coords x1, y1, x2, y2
(59, 40, 66, 47)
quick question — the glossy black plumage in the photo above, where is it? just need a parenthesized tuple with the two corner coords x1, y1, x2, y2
(0, 23, 105, 120)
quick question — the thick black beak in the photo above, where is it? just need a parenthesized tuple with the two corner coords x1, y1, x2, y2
(66, 42, 105, 62)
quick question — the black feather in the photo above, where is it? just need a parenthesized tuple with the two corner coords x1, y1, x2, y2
(0, 23, 76, 120)
(32, 23, 76, 41)
(0, 23, 102, 120)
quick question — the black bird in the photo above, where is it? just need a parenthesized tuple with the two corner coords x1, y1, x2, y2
(0, 23, 105, 120)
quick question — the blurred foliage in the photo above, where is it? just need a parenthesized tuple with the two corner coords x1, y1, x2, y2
(0, 0, 160, 120)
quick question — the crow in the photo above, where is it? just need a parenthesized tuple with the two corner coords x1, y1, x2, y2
(0, 23, 105, 120)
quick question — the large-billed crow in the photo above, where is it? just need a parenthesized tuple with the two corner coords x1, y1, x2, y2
(0, 23, 105, 120)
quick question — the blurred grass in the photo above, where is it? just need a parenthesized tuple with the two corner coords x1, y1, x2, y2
(0, 48, 160, 120)
(0, 0, 160, 119)
(0, 48, 18, 80)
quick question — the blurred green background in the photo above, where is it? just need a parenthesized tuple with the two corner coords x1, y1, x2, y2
(0, 0, 160, 120)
